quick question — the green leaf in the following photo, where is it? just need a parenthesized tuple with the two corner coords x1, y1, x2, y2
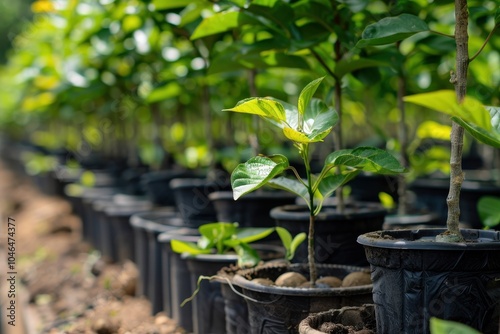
(451, 116, 500, 148)
(145, 82, 181, 103)
(356, 14, 429, 48)
(298, 76, 324, 116)
(325, 147, 406, 174)
(334, 58, 388, 79)
(170, 240, 211, 255)
(233, 227, 275, 244)
(477, 196, 500, 228)
(283, 98, 337, 143)
(404, 90, 492, 131)
(429, 317, 481, 334)
(316, 171, 360, 202)
(267, 176, 310, 207)
(199, 222, 237, 253)
(275, 227, 306, 261)
(152, 0, 195, 10)
(289, 232, 306, 261)
(496, 6, 500, 25)
(224, 97, 286, 124)
(235, 243, 261, 268)
(231, 155, 289, 200)
(191, 11, 253, 40)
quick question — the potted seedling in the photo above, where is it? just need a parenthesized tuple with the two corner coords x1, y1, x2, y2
(223, 77, 405, 332)
(357, 1, 500, 333)
(170, 222, 290, 334)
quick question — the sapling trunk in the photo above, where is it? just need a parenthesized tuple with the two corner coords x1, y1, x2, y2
(443, 0, 469, 241)
(397, 62, 409, 216)
(248, 69, 260, 157)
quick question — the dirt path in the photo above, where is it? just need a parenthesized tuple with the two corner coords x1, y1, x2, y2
(0, 161, 186, 334)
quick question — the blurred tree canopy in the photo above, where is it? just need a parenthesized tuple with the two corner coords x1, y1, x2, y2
(0, 0, 34, 63)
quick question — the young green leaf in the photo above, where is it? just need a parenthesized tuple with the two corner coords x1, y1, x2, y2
(235, 243, 261, 268)
(233, 227, 275, 244)
(275, 227, 306, 261)
(224, 97, 286, 124)
(267, 176, 310, 208)
(199, 222, 237, 253)
(334, 58, 388, 80)
(477, 196, 500, 228)
(451, 116, 500, 148)
(325, 147, 406, 174)
(298, 76, 324, 115)
(231, 155, 289, 200)
(404, 90, 492, 131)
(356, 14, 429, 48)
(170, 240, 212, 255)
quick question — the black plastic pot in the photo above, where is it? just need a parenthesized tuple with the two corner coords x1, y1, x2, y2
(348, 173, 398, 203)
(233, 262, 373, 334)
(298, 304, 376, 334)
(185, 244, 285, 334)
(270, 203, 386, 266)
(185, 254, 239, 334)
(93, 195, 152, 262)
(157, 229, 200, 332)
(170, 173, 231, 227)
(129, 209, 181, 315)
(141, 170, 197, 206)
(410, 177, 500, 229)
(65, 186, 119, 245)
(217, 266, 250, 334)
(208, 190, 296, 227)
(357, 228, 500, 334)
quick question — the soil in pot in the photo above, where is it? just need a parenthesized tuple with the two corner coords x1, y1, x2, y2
(298, 304, 376, 334)
(233, 262, 373, 334)
(358, 228, 500, 334)
(270, 203, 386, 266)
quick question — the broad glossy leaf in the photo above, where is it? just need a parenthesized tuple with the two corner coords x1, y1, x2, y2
(233, 227, 275, 244)
(356, 14, 429, 48)
(246, 0, 294, 29)
(334, 58, 388, 79)
(224, 97, 286, 123)
(170, 240, 211, 255)
(325, 147, 406, 174)
(451, 116, 500, 148)
(267, 176, 309, 206)
(477, 196, 500, 228)
(191, 11, 253, 40)
(404, 90, 492, 131)
(316, 171, 360, 201)
(283, 126, 331, 143)
(235, 243, 261, 268)
(298, 77, 324, 115)
(199, 222, 237, 253)
(231, 155, 289, 200)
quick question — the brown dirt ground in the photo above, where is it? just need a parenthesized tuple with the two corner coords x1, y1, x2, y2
(0, 161, 186, 334)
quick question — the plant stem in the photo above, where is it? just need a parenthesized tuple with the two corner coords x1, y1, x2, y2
(469, 24, 499, 63)
(303, 144, 317, 285)
(248, 69, 260, 157)
(396, 43, 409, 215)
(445, 0, 468, 240)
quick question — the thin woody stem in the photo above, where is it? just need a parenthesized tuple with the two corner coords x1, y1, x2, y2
(445, 0, 468, 239)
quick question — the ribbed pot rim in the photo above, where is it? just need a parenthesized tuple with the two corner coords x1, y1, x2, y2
(357, 228, 500, 250)
(270, 203, 386, 221)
